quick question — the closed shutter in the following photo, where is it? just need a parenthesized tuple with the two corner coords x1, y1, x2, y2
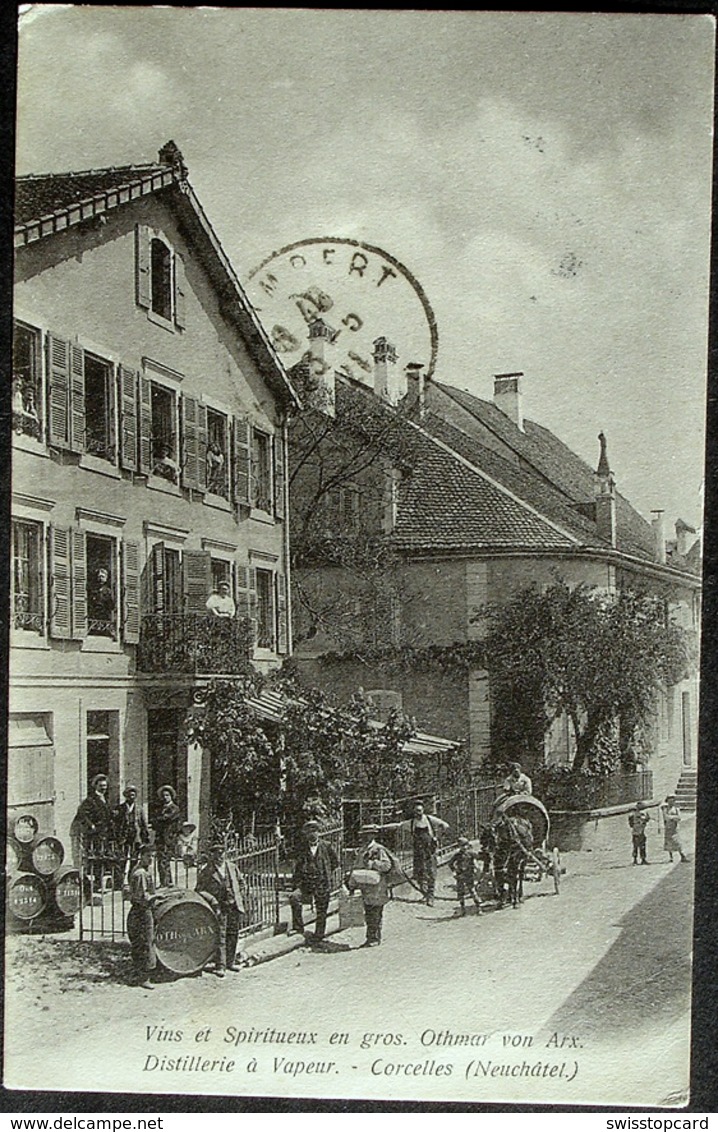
(118, 365, 139, 472)
(47, 334, 71, 450)
(71, 528, 88, 639)
(273, 433, 286, 520)
(135, 224, 151, 309)
(276, 572, 289, 655)
(174, 255, 187, 329)
(69, 344, 85, 454)
(122, 540, 141, 644)
(181, 396, 207, 491)
(182, 550, 212, 615)
(138, 375, 153, 474)
(49, 525, 71, 639)
(232, 416, 252, 507)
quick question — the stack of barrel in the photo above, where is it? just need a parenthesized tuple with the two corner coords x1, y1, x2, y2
(6, 814, 82, 933)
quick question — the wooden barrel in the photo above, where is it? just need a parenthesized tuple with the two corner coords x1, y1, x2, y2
(31, 836, 65, 876)
(152, 890, 218, 976)
(51, 867, 82, 916)
(13, 814, 39, 844)
(6, 839, 25, 875)
(7, 873, 47, 921)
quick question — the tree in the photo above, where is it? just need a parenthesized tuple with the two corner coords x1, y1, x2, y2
(478, 581, 693, 775)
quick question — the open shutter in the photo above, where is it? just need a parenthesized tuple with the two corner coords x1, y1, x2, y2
(174, 254, 187, 329)
(138, 374, 153, 474)
(70, 528, 87, 639)
(145, 542, 165, 613)
(235, 565, 257, 651)
(182, 550, 212, 615)
(47, 334, 71, 450)
(122, 540, 141, 644)
(181, 395, 207, 491)
(49, 526, 71, 639)
(276, 572, 289, 655)
(273, 433, 286, 520)
(118, 365, 139, 472)
(69, 344, 85, 454)
(197, 402, 207, 491)
(135, 224, 151, 309)
(232, 416, 252, 508)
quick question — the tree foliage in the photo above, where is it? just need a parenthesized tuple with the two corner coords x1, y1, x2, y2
(478, 581, 694, 775)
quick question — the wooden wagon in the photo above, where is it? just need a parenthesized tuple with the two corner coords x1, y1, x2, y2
(492, 794, 563, 895)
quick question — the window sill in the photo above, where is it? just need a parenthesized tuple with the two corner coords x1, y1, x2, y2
(11, 631, 51, 650)
(80, 454, 122, 479)
(204, 492, 232, 513)
(147, 474, 182, 496)
(146, 309, 178, 334)
(12, 433, 49, 457)
(81, 636, 123, 654)
(250, 508, 276, 526)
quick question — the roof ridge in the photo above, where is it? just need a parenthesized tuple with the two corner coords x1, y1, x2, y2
(16, 162, 164, 183)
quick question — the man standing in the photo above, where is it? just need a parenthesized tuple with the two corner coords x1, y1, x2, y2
(127, 844, 158, 989)
(205, 580, 236, 618)
(628, 801, 651, 865)
(392, 801, 449, 906)
(72, 773, 114, 890)
(153, 784, 182, 886)
(114, 785, 150, 883)
(289, 820, 338, 942)
(196, 842, 248, 977)
(349, 824, 393, 947)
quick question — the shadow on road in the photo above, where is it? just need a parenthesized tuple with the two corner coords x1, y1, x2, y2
(542, 862, 693, 1039)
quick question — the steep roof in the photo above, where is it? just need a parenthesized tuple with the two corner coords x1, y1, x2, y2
(14, 143, 300, 410)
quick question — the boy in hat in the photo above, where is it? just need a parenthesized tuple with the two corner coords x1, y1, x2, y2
(448, 836, 482, 916)
(350, 824, 393, 947)
(128, 843, 158, 989)
(196, 841, 248, 976)
(289, 820, 338, 942)
(628, 801, 651, 865)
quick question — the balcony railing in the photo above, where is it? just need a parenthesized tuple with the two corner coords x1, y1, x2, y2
(137, 613, 254, 675)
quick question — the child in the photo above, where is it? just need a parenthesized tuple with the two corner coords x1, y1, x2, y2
(127, 844, 158, 989)
(176, 822, 198, 869)
(660, 796, 688, 863)
(628, 801, 651, 865)
(448, 836, 482, 915)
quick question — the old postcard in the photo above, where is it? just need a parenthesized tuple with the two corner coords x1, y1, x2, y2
(5, 7, 714, 1108)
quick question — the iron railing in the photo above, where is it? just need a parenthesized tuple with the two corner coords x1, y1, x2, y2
(137, 613, 254, 674)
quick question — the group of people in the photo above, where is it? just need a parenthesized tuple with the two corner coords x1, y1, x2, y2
(628, 795, 689, 866)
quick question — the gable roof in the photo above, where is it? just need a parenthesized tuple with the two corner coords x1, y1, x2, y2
(14, 144, 300, 410)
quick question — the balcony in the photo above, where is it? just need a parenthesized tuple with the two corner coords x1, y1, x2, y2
(137, 613, 254, 675)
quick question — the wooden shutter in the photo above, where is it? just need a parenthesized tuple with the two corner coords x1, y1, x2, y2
(147, 542, 165, 613)
(135, 225, 151, 309)
(138, 375, 153, 474)
(232, 416, 252, 508)
(122, 540, 141, 644)
(235, 564, 257, 650)
(276, 572, 289, 655)
(49, 525, 71, 639)
(182, 550, 212, 615)
(70, 528, 87, 639)
(118, 365, 139, 472)
(181, 395, 207, 491)
(197, 402, 208, 491)
(47, 334, 71, 450)
(69, 344, 85, 454)
(174, 255, 187, 329)
(273, 433, 286, 520)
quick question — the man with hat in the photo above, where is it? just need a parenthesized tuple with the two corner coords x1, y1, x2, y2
(196, 841, 248, 976)
(128, 843, 158, 989)
(205, 580, 236, 619)
(114, 785, 151, 883)
(72, 773, 114, 890)
(289, 821, 338, 942)
(153, 784, 182, 886)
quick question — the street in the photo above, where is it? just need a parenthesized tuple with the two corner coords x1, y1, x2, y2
(4, 827, 694, 1106)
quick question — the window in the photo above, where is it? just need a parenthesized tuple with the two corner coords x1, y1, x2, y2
(252, 430, 272, 511)
(151, 238, 173, 321)
(12, 519, 44, 633)
(86, 534, 117, 638)
(206, 409, 229, 497)
(150, 383, 179, 481)
(211, 557, 232, 591)
(340, 485, 361, 532)
(86, 710, 111, 788)
(84, 354, 115, 461)
(256, 568, 275, 649)
(12, 322, 42, 439)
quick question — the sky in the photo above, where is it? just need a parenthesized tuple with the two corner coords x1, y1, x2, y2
(15, 7, 715, 531)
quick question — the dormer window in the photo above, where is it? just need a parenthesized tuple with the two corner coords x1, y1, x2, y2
(135, 225, 187, 331)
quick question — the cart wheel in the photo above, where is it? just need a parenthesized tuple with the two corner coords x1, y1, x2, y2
(552, 847, 561, 895)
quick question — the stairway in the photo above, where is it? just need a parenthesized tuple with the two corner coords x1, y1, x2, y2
(674, 768, 697, 813)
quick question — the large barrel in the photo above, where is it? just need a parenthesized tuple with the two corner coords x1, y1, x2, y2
(13, 814, 39, 845)
(31, 836, 65, 876)
(7, 873, 47, 921)
(152, 889, 218, 976)
(6, 839, 25, 875)
(51, 866, 82, 916)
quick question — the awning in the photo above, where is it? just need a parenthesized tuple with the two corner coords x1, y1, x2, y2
(8, 715, 52, 748)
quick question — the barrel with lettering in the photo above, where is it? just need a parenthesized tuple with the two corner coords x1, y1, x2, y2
(7, 872, 47, 921)
(31, 836, 65, 876)
(13, 814, 39, 845)
(152, 890, 219, 976)
(50, 866, 82, 917)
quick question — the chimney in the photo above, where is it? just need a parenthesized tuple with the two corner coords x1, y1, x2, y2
(404, 362, 426, 418)
(373, 338, 405, 405)
(651, 510, 667, 565)
(494, 372, 524, 431)
(594, 431, 616, 548)
(299, 318, 337, 415)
